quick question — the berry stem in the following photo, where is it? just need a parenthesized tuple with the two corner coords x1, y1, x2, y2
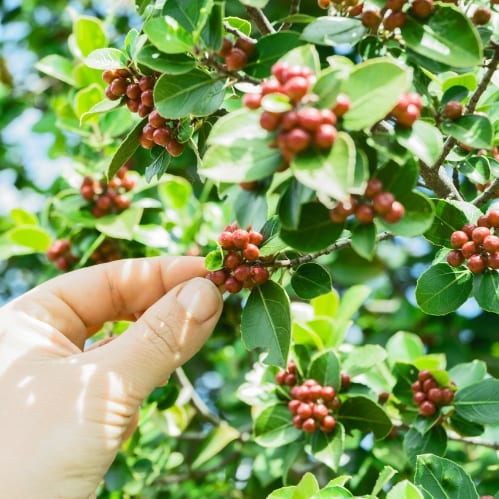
(244, 6, 275, 35)
(268, 231, 394, 269)
(472, 177, 499, 207)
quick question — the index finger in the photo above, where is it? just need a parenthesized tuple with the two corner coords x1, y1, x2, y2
(5, 256, 208, 350)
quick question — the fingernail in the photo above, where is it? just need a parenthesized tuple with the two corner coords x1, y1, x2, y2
(177, 277, 222, 322)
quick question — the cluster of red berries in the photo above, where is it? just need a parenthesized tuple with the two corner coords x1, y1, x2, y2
(89, 238, 122, 264)
(243, 62, 350, 168)
(46, 239, 78, 271)
(102, 68, 158, 117)
(80, 166, 134, 218)
(447, 211, 499, 274)
(411, 370, 455, 417)
(388, 92, 422, 128)
(138, 109, 184, 157)
(216, 35, 256, 71)
(329, 178, 405, 225)
(206, 223, 270, 293)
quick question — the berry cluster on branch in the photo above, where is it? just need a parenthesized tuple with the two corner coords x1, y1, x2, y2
(411, 370, 455, 417)
(216, 34, 256, 71)
(46, 239, 78, 271)
(89, 238, 122, 264)
(329, 178, 405, 225)
(80, 166, 134, 218)
(206, 223, 270, 293)
(388, 92, 422, 128)
(447, 210, 499, 273)
(139, 109, 184, 157)
(243, 62, 350, 170)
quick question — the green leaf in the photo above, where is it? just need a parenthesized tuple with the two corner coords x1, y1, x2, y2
(342, 345, 388, 377)
(280, 202, 343, 252)
(143, 16, 194, 54)
(372, 466, 398, 497)
(191, 422, 240, 469)
(153, 69, 225, 119)
(292, 472, 320, 499)
(107, 117, 148, 178)
(308, 350, 341, 388)
(375, 159, 419, 200)
(241, 281, 291, 367)
(205, 248, 224, 271)
(254, 404, 301, 447)
(340, 58, 411, 131)
(378, 191, 435, 238)
(278, 180, 313, 230)
(162, 0, 214, 41)
(137, 46, 196, 74)
(473, 271, 499, 314)
(95, 207, 143, 240)
(308, 423, 345, 471)
(84, 48, 127, 69)
(454, 379, 499, 425)
(292, 132, 360, 201)
(73, 84, 104, 119)
(200, 109, 282, 183)
(448, 413, 484, 438)
(234, 189, 267, 231)
(441, 114, 493, 150)
(145, 149, 171, 183)
(10, 208, 37, 226)
(423, 199, 470, 247)
(404, 426, 448, 464)
(7, 226, 51, 252)
(448, 360, 487, 389)
(80, 98, 122, 124)
(401, 5, 482, 68)
(415, 263, 473, 316)
(291, 263, 332, 300)
(73, 16, 108, 57)
(386, 332, 425, 366)
(132, 225, 171, 248)
(35, 55, 76, 86)
(386, 480, 424, 499)
(300, 17, 366, 47)
(414, 454, 479, 499)
(396, 120, 443, 166)
(351, 223, 376, 260)
(337, 396, 392, 439)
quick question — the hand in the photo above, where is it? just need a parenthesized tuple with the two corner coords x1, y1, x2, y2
(0, 256, 223, 498)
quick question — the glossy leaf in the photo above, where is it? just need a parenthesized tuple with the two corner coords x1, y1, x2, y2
(448, 360, 487, 389)
(308, 423, 345, 471)
(396, 120, 443, 166)
(454, 379, 499, 424)
(308, 350, 341, 388)
(472, 272, 499, 314)
(415, 263, 472, 315)
(300, 17, 366, 47)
(401, 5, 482, 68)
(386, 480, 424, 499)
(7, 226, 51, 252)
(351, 223, 376, 260)
(342, 345, 388, 377)
(137, 46, 196, 74)
(414, 454, 479, 499)
(84, 48, 127, 69)
(35, 55, 76, 86)
(254, 404, 301, 447)
(423, 199, 470, 247)
(241, 281, 291, 367)
(404, 426, 447, 464)
(143, 16, 194, 54)
(441, 114, 493, 149)
(291, 263, 332, 300)
(95, 207, 143, 240)
(73, 16, 108, 57)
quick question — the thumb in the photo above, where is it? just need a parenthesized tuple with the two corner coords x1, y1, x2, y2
(83, 277, 223, 399)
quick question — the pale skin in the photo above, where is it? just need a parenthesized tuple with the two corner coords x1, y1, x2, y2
(0, 256, 223, 498)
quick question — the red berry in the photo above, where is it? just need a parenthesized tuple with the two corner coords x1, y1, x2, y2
(166, 139, 185, 157)
(423, 378, 437, 392)
(397, 104, 420, 127)
(321, 109, 337, 125)
(418, 370, 432, 382)
(313, 404, 329, 420)
(309, 384, 323, 401)
(148, 109, 167, 128)
(139, 76, 155, 91)
(283, 76, 310, 103)
(297, 402, 313, 419)
(225, 47, 247, 71)
(450, 230, 469, 249)
(114, 194, 130, 210)
(142, 124, 155, 141)
(80, 185, 94, 201)
(320, 415, 336, 433)
(361, 10, 382, 29)
(216, 37, 232, 57)
(141, 89, 154, 107)
(320, 386, 336, 401)
(137, 104, 153, 117)
(413, 391, 426, 405)
(248, 231, 264, 247)
(224, 276, 243, 293)
(443, 101, 463, 120)
(488, 210, 499, 228)
(233, 264, 252, 282)
(234, 37, 256, 57)
(284, 128, 311, 153)
(332, 94, 351, 117)
(472, 6, 491, 25)
(364, 178, 383, 199)
(287, 361, 296, 374)
(472, 226, 491, 244)
(314, 124, 337, 149)
(298, 107, 323, 131)
(461, 223, 476, 237)
(461, 241, 478, 258)
(126, 99, 140, 113)
(110, 78, 127, 97)
(288, 399, 301, 414)
(302, 417, 317, 433)
(383, 201, 405, 224)
(219, 231, 235, 250)
(419, 400, 437, 417)
(281, 110, 299, 131)
(328, 397, 341, 410)
(260, 111, 282, 131)
(385, 0, 406, 11)
(207, 269, 229, 286)
(411, 380, 422, 392)
(477, 215, 490, 228)
(251, 266, 270, 285)
(383, 11, 406, 31)
(373, 192, 395, 214)
(243, 93, 262, 109)
(284, 373, 297, 386)
(467, 254, 487, 274)
(232, 229, 250, 249)
(483, 235, 499, 253)
(126, 83, 141, 100)
(224, 252, 243, 270)
(96, 195, 112, 211)
(55, 255, 70, 271)
(427, 388, 443, 405)
(447, 250, 465, 267)
(102, 69, 117, 84)
(440, 388, 454, 405)
(488, 252, 499, 269)
(410, 0, 434, 19)
(292, 415, 303, 429)
(139, 134, 154, 149)
(243, 243, 260, 261)
(105, 86, 121, 101)
(275, 370, 287, 385)
(341, 373, 351, 389)
(355, 203, 375, 224)
(153, 127, 172, 146)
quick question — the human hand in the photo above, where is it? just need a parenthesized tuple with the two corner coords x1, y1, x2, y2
(0, 256, 223, 498)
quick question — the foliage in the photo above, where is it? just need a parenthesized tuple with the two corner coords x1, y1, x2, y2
(1, 0, 499, 497)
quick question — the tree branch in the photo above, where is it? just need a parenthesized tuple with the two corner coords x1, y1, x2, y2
(269, 231, 394, 269)
(174, 368, 221, 426)
(245, 6, 275, 35)
(472, 177, 499, 206)
(447, 430, 499, 451)
(418, 161, 463, 200)
(280, 0, 301, 31)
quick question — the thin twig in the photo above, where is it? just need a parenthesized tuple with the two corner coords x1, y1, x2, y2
(280, 0, 301, 31)
(447, 431, 499, 451)
(245, 6, 275, 35)
(472, 177, 499, 206)
(174, 368, 221, 426)
(269, 231, 394, 269)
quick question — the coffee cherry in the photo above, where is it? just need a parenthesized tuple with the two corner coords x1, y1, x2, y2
(284, 373, 297, 386)
(138, 104, 153, 117)
(467, 254, 487, 274)
(385, 0, 406, 11)
(471, 226, 490, 244)
(314, 124, 337, 149)
(313, 404, 329, 420)
(396, 104, 420, 127)
(225, 47, 247, 71)
(271, 62, 290, 84)
(288, 399, 301, 414)
(361, 10, 382, 29)
(166, 139, 185, 157)
(114, 194, 131, 210)
(418, 369, 432, 382)
(260, 111, 282, 131)
(284, 128, 311, 153)
(139, 134, 154, 149)
(447, 250, 465, 267)
(332, 94, 351, 117)
(383, 201, 405, 223)
(461, 223, 476, 237)
(102, 69, 117, 84)
(320, 415, 336, 433)
(297, 403, 313, 419)
(224, 252, 243, 270)
(232, 229, 250, 249)
(413, 391, 426, 405)
(234, 37, 256, 57)
(140, 89, 154, 107)
(483, 235, 499, 253)
(207, 269, 229, 286)
(443, 101, 463, 120)
(309, 384, 323, 400)
(411, 380, 422, 392)
(250, 266, 270, 285)
(321, 109, 337, 125)
(318, 0, 332, 8)
(105, 86, 121, 101)
(461, 241, 478, 258)
(297, 107, 323, 131)
(284, 76, 311, 103)
(110, 78, 127, 97)
(243, 243, 260, 261)
(224, 276, 243, 294)
(302, 418, 317, 433)
(440, 388, 454, 405)
(427, 388, 443, 404)
(243, 93, 262, 110)
(356, 203, 375, 224)
(248, 230, 264, 246)
(423, 378, 437, 392)
(488, 210, 499, 228)
(488, 252, 499, 269)
(364, 178, 383, 199)
(233, 264, 251, 282)
(153, 127, 172, 147)
(419, 400, 437, 416)
(148, 109, 167, 128)
(477, 215, 490, 228)
(126, 99, 140, 112)
(409, 0, 434, 18)
(275, 370, 287, 385)
(450, 230, 469, 249)
(320, 386, 336, 401)
(373, 192, 395, 214)
(341, 373, 351, 389)
(139, 75, 155, 91)
(383, 11, 406, 31)
(472, 7, 491, 25)
(378, 392, 390, 404)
